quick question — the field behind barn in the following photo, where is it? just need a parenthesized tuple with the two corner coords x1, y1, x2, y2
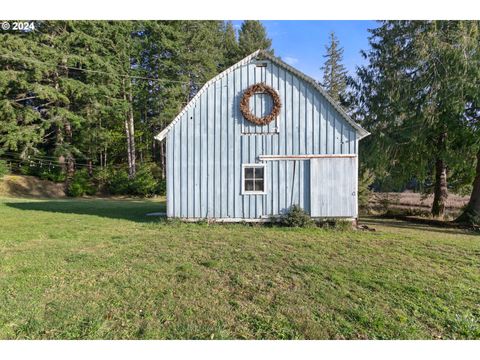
(0, 196, 479, 339)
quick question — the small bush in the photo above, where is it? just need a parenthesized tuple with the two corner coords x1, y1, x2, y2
(105, 163, 163, 197)
(128, 163, 159, 197)
(0, 160, 9, 179)
(147, 162, 166, 195)
(358, 168, 375, 210)
(314, 219, 353, 230)
(157, 178, 166, 196)
(375, 192, 400, 213)
(332, 219, 353, 231)
(91, 168, 110, 193)
(18, 164, 31, 176)
(38, 167, 66, 183)
(280, 205, 313, 227)
(107, 168, 131, 195)
(67, 169, 96, 197)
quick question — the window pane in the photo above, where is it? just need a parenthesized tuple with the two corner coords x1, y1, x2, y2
(245, 167, 254, 179)
(245, 180, 254, 191)
(254, 180, 264, 192)
(254, 167, 264, 179)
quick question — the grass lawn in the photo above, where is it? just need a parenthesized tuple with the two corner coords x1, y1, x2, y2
(0, 197, 479, 339)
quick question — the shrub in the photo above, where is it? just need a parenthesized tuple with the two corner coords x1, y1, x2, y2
(0, 160, 9, 179)
(18, 164, 31, 176)
(358, 168, 375, 210)
(156, 178, 166, 196)
(148, 162, 166, 195)
(280, 205, 313, 227)
(332, 219, 354, 231)
(313, 219, 352, 230)
(128, 163, 159, 197)
(375, 192, 400, 213)
(38, 167, 66, 183)
(106, 168, 130, 195)
(66, 169, 96, 197)
(104, 163, 163, 197)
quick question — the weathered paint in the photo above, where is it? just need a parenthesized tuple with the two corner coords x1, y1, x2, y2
(310, 157, 358, 217)
(163, 52, 366, 219)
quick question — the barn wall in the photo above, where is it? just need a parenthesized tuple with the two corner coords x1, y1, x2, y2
(166, 59, 358, 219)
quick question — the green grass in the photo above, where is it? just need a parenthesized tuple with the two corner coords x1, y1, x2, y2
(0, 197, 479, 339)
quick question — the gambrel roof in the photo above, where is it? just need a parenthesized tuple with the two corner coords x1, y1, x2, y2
(155, 49, 370, 141)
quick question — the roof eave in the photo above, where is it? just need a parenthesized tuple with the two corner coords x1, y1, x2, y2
(357, 130, 371, 141)
(155, 128, 169, 142)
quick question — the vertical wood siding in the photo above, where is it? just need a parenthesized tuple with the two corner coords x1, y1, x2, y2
(167, 59, 358, 219)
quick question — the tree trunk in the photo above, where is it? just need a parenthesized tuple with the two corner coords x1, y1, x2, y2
(87, 159, 93, 177)
(160, 140, 166, 180)
(127, 95, 136, 177)
(58, 155, 66, 174)
(152, 137, 157, 163)
(63, 121, 75, 189)
(123, 80, 136, 179)
(456, 149, 480, 224)
(66, 154, 75, 182)
(124, 116, 132, 174)
(431, 157, 448, 218)
(104, 146, 107, 168)
(431, 132, 448, 219)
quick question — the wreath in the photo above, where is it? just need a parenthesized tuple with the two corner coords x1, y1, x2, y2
(240, 83, 281, 125)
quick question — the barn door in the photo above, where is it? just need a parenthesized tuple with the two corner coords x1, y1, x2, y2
(310, 157, 357, 218)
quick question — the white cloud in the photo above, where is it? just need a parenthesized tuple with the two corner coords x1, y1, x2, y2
(283, 56, 299, 65)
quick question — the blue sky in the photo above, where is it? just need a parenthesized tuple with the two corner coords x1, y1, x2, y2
(232, 20, 378, 81)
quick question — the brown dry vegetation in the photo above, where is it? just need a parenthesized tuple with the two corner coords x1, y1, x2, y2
(369, 191, 469, 218)
(0, 175, 66, 198)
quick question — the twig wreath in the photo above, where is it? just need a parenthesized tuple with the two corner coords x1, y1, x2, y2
(240, 83, 282, 125)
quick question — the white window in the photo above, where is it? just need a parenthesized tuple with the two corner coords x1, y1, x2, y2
(242, 163, 266, 195)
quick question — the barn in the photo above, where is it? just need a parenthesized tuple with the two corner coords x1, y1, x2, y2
(155, 50, 370, 221)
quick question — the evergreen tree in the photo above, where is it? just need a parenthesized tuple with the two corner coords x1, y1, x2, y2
(456, 105, 480, 224)
(352, 21, 480, 219)
(221, 21, 240, 66)
(238, 20, 273, 58)
(320, 32, 348, 103)
(175, 21, 224, 101)
(133, 21, 188, 177)
(0, 29, 57, 156)
(0, 20, 274, 195)
(0, 21, 104, 185)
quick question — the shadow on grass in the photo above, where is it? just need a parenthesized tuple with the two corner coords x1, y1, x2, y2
(6, 198, 166, 223)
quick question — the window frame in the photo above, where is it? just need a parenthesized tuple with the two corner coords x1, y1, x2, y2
(241, 163, 267, 195)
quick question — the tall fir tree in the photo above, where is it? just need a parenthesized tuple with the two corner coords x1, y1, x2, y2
(237, 21, 273, 58)
(352, 21, 480, 219)
(221, 21, 240, 67)
(320, 32, 348, 103)
(175, 21, 224, 101)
